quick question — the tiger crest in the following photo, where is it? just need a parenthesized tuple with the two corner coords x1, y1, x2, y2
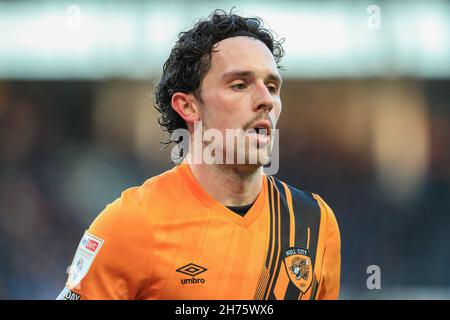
(282, 247, 313, 293)
(290, 257, 310, 280)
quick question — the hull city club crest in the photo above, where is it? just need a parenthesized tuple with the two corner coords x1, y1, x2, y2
(282, 247, 313, 293)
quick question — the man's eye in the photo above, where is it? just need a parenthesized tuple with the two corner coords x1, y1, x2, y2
(267, 84, 277, 94)
(231, 83, 247, 90)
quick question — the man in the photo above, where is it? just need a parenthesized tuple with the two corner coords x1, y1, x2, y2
(58, 9, 340, 300)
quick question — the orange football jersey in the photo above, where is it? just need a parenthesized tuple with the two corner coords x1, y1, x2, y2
(57, 163, 340, 300)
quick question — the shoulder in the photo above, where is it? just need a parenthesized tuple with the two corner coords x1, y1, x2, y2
(268, 176, 321, 217)
(89, 165, 183, 236)
(268, 175, 339, 232)
(137, 164, 184, 197)
(275, 177, 320, 206)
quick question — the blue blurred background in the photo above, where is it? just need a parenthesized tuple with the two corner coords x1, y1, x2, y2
(0, 0, 449, 299)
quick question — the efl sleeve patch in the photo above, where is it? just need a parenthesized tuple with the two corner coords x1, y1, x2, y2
(66, 231, 104, 289)
(56, 287, 81, 300)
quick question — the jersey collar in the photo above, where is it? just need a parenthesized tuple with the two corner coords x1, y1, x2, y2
(177, 163, 267, 228)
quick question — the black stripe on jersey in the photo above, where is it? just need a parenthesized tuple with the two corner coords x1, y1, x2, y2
(290, 188, 321, 272)
(254, 178, 322, 300)
(263, 177, 281, 300)
(253, 176, 275, 300)
(265, 176, 275, 270)
(310, 276, 319, 300)
(284, 184, 322, 300)
(284, 275, 300, 299)
(267, 177, 293, 299)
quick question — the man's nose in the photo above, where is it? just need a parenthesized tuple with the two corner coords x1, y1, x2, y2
(254, 82, 274, 112)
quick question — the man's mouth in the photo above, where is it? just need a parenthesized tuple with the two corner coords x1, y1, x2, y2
(244, 119, 273, 147)
(248, 119, 272, 137)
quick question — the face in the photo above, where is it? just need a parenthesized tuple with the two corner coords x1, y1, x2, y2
(194, 36, 283, 167)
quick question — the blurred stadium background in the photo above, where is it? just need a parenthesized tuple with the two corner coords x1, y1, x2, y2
(0, 0, 449, 299)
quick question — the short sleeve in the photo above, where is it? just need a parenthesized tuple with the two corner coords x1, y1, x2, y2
(57, 188, 153, 300)
(315, 196, 341, 300)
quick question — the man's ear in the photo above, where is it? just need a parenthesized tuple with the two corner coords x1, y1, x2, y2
(171, 92, 200, 125)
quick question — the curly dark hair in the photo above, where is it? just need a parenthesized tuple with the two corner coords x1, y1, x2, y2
(153, 9, 285, 146)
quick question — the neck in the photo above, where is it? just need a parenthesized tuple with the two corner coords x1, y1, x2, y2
(187, 160, 263, 207)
